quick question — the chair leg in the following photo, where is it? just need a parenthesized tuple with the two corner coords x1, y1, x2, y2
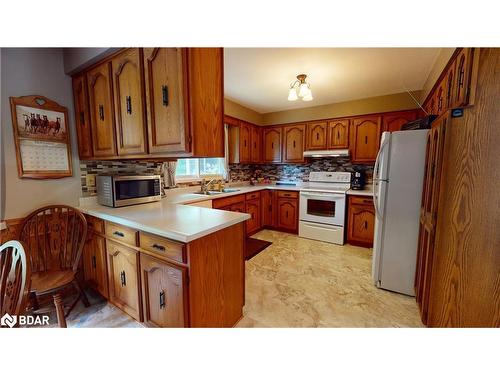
(53, 293, 67, 328)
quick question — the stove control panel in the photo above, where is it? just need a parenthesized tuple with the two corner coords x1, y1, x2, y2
(309, 171, 351, 183)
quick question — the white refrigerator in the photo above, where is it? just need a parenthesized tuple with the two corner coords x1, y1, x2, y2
(371, 129, 429, 296)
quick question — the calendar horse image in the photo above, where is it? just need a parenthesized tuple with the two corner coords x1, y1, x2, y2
(16, 105, 67, 141)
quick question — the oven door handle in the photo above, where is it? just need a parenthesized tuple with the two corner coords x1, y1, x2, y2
(300, 192, 343, 198)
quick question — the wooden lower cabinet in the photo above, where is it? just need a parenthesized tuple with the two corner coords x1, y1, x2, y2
(276, 194, 299, 233)
(106, 239, 142, 321)
(245, 198, 261, 235)
(83, 233, 108, 299)
(261, 190, 276, 228)
(347, 196, 375, 247)
(140, 253, 188, 327)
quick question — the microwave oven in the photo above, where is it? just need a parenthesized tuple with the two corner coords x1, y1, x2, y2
(96, 175, 162, 207)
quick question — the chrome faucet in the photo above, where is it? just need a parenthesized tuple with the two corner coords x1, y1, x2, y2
(201, 178, 219, 193)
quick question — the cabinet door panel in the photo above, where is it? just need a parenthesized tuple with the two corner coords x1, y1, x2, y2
(261, 190, 276, 228)
(452, 48, 473, 108)
(306, 121, 327, 150)
(263, 128, 282, 163)
(87, 62, 116, 157)
(282, 124, 305, 163)
(382, 111, 418, 133)
(277, 198, 298, 232)
(72, 74, 93, 158)
(351, 116, 381, 163)
(251, 126, 262, 163)
(144, 48, 189, 154)
(347, 204, 375, 245)
(106, 240, 141, 321)
(239, 122, 251, 163)
(187, 48, 224, 157)
(141, 253, 187, 328)
(113, 48, 147, 155)
(327, 119, 349, 148)
(245, 199, 261, 234)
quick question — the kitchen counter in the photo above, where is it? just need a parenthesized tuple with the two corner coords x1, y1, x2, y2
(347, 185, 374, 197)
(79, 198, 250, 243)
(164, 182, 305, 205)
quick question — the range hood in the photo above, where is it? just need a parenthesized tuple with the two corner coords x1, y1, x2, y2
(303, 149, 349, 158)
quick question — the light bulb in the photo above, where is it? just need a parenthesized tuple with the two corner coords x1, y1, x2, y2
(302, 92, 313, 101)
(288, 87, 298, 101)
(298, 83, 310, 98)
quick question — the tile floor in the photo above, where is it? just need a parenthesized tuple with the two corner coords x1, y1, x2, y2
(40, 230, 423, 328)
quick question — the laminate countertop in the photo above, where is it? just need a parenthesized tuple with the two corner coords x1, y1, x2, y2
(346, 185, 374, 197)
(79, 199, 250, 243)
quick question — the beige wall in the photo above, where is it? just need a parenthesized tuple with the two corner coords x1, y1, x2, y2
(1, 48, 82, 220)
(259, 91, 421, 125)
(224, 98, 264, 124)
(420, 48, 455, 102)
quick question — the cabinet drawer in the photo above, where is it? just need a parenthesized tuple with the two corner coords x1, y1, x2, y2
(350, 196, 373, 206)
(277, 190, 299, 199)
(105, 222, 138, 246)
(212, 194, 245, 209)
(86, 215, 104, 234)
(245, 191, 261, 201)
(139, 232, 187, 264)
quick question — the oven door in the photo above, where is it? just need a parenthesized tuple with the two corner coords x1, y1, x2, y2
(299, 191, 345, 226)
(113, 176, 161, 207)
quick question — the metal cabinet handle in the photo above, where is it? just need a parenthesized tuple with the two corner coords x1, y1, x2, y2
(92, 255, 96, 269)
(162, 85, 169, 106)
(271, 142, 274, 149)
(244, 140, 247, 147)
(126, 96, 132, 114)
(98, 104, 104, 121)
(120, 270, 126, 286)
(113, 231, 124, 237)
(293, 140, 296, 148)
(337, 130, 340, 140)
(365, 136, 368, 144)
(316, 133, 319, 140)
(286, 211, 289, 218)
(364, 221, 368, 230)
(159, 290, 166, 309)
(151, 243, 166, 252)
(79, 111, 85, 124)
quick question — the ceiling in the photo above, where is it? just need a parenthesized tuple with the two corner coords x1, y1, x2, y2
(224, 48, 441, 113)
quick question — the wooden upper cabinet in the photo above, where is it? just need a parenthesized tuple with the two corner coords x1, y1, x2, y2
(72, 74, 92, 158)
(263, 127, 282, 163)
(351, 116, 381, 164)
(444, 61, 456, 110)
(327, 119, 349, 149)
(382, 110, 418, 132)
(187, 48, 224, 157)
(112, 48, 147, 155)
(140, 253, 187, 328)
(306, 121, 327, 150)
(435, 79, 447, 116)
(452, 48, 473, 108)
(282, 124, 305, 163)
(87, 61, 117, 157)
(144, 48, 189, 155)
(239, 121, 251, 163)
(251, 126, 262, 163)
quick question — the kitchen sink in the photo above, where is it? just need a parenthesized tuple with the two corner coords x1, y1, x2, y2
(193, 188, 240, 196)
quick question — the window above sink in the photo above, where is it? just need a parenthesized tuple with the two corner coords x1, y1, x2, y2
(176, 158, 226, 182)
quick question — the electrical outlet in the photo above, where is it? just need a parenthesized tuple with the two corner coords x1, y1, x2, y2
(86, 174, 96, 187)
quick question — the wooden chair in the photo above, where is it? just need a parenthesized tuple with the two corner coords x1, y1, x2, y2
(19, 205, 88, 328)
(1, 240, 31, 327)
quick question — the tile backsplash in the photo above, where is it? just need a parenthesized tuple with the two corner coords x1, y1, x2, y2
(229, 158, 373, 183)
(80, 158, 373, 196)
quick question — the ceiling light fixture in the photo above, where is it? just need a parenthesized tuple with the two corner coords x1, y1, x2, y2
(288, 74, 313, 101)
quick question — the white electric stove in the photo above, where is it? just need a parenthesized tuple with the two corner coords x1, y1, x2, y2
(299, 171, 351, 245)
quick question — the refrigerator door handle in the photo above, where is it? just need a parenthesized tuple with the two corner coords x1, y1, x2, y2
(373, 137, 389, 220)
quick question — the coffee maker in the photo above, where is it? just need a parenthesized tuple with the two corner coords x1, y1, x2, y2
(351, 170, 366, 190)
